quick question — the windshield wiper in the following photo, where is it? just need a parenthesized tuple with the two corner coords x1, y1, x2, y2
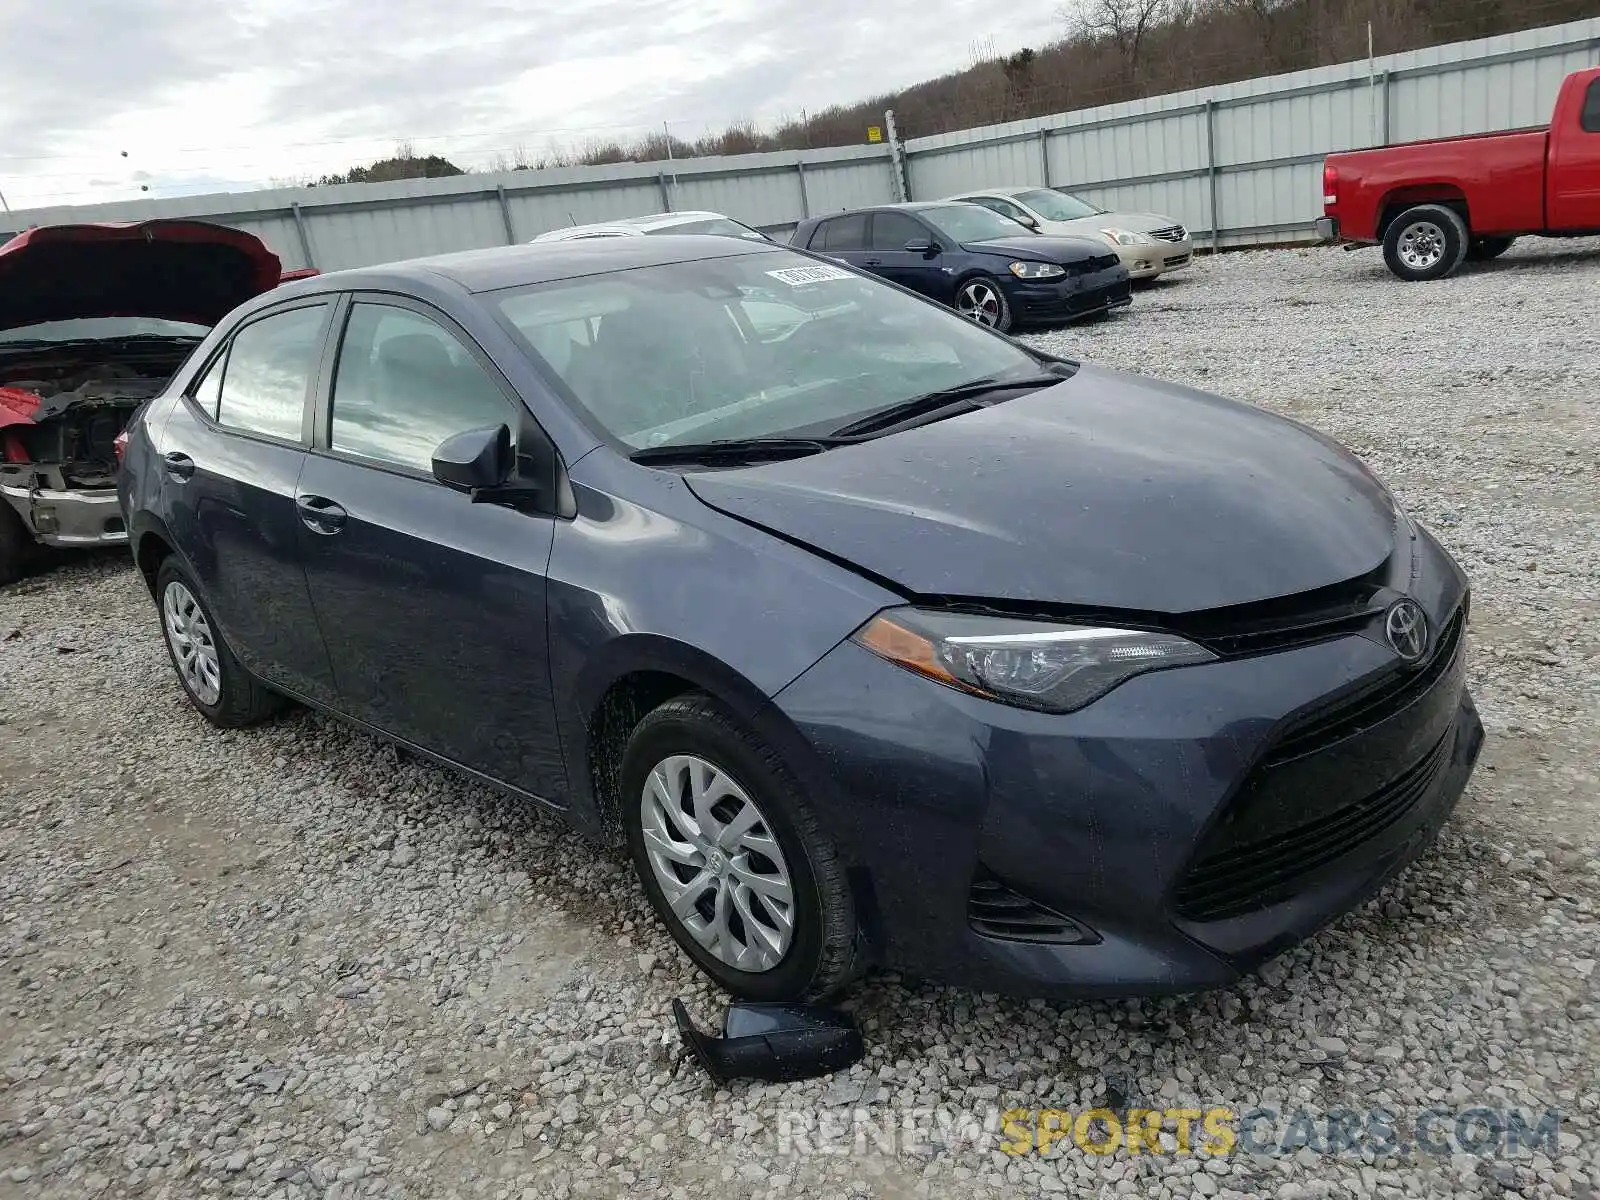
(828, 372, 1068, 439)
(630, 436, 856, 465)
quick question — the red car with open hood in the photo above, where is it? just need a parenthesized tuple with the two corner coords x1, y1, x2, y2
(0, 219, 284, 582)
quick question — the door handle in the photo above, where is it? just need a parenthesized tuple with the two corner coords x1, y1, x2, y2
(295, 494, 347, 535)
(863, 257, 883, 266)
(162, 451, 195, 481)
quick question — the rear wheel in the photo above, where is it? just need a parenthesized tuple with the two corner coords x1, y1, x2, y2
(1465, 236, 1516, 262)
(954, 276, 1013, 332)
(621, 693, 860, 1001)
(154, 558, 283, 727)
(1381, 204, 1468, 281)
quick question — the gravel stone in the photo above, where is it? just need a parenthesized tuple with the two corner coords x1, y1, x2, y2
(2, 240, 1598, 1198)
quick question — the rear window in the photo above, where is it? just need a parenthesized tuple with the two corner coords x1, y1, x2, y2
(1582, 79, 1600, 134)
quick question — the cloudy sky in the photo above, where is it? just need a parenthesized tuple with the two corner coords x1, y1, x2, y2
(0, 0, 1069, 212)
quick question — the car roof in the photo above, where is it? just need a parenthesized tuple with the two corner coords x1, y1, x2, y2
(537, 211, 738, 238)
(941, 187, 1031, 200)
(282, 235, 787, 296)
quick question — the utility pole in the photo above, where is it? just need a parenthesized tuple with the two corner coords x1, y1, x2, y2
(0, 186, 10, 214)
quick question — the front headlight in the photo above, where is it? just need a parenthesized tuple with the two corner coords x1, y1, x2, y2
(852, 609, 1216, 714)
(1100, 227, 1151, 246)
(1008, 260, 1065, 280)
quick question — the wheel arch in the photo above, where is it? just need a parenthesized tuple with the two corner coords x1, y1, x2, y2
(131, 514, 183, 598)
(567, 634, 804, 844)
(1378, 186, 1470, 241)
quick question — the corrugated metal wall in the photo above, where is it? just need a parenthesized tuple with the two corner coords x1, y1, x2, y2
(4, 18, 1596, 266)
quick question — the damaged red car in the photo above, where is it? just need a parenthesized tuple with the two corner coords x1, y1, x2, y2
(0, 220, 284, 582)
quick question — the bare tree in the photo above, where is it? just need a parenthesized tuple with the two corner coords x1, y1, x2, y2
(1073, 0, 1171, 84)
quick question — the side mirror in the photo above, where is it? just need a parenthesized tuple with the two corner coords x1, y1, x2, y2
(673, 999, 864, 1084)
(904, 237, 938, 257)
(1018, 214, 1040, 230)
(432, 424, 512, 492)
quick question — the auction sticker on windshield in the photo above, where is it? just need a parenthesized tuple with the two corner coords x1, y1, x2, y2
(767, 265, 855, 286)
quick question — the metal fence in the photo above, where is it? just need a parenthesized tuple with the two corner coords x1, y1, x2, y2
(4, 17, 1597, 268)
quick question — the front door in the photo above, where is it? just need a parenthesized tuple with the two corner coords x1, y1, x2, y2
(865, 210, 948, 300)
(293, 298, 566, 803)
(1548, 77, 1600, 230)
(156, 301, 338, 703)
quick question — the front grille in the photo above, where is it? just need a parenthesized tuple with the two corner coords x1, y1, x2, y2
(1149, 225, 1187, 242)
(968, 875, 1095, 945)
(1069, 253, 1122, 275)
(1175, 732, 1451, 921)
(1266, 608, 1464, 765)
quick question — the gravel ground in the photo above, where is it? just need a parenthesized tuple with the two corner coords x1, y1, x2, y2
(2, 238, 1598, 1200)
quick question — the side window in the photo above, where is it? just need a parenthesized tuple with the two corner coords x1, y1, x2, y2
(819, 214, 868, 252)
(215, 305, 327, 441)
(869, 211, 927, 250)
(966, 196, 1025, 223)
(1583, 79, 1600, 134)
(329, 303, 512, 474)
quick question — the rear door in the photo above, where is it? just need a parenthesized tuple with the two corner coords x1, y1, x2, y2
(864, 211, 949, 300)
(1548, 76, 1600, 230)
(156, 300, 338, 702)
(293, 295, 566, 802)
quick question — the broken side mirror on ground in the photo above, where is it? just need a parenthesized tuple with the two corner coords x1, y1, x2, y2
(673, 998, 864, 1084)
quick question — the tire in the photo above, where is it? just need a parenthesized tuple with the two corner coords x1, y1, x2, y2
(953, 275, 1014, 333)
(1382, 204, 1469, 281)
(621, 693, 860, 1002)
(153, 557, 283, 727)
(1466, 236, 1516, 262)
(0, 502, 29, 586)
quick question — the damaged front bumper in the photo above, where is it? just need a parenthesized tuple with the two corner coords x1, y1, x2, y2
(1, 478, 127, 547)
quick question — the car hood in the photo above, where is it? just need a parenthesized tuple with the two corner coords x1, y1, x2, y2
(962, 234, 1113, 261)
(683, 365, 1396, 613)
(0, 219, 283, 332)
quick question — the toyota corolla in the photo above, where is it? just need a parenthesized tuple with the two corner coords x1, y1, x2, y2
(118, 236, 1482, 1002)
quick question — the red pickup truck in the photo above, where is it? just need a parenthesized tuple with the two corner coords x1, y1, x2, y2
(1317, 65, 1600, 280)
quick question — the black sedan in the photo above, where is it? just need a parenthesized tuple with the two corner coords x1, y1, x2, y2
(789, 202, 1131, 332)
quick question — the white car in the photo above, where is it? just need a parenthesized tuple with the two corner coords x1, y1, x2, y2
(942, 187, 1193, 281)
(530, 211, 771, 243)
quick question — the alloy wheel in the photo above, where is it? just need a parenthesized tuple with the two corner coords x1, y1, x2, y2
(956, 281, 1003, 326)
(1396, 221, 1447, 272)
(638, 754, 795, 972)
(162, 580, 222, 706)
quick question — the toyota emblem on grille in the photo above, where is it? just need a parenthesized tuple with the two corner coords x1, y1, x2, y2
(1385, 599, 1428, 663)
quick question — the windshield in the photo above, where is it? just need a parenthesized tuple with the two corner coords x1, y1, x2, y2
(493, 250, 1046, 450)
(920, 204, 1036, 244)
(652, 218, 768, 241)
(0, 316, 210, 345)
(1017, 189, 1106, 221)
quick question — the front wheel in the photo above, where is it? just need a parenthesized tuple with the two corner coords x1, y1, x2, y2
(1381, 204, 1468, 281)
(1465, 236, 1516, 262)
(954, 276, 1014, 332)
(621, 694, 860, 1001)
(0, 503, 30, 586)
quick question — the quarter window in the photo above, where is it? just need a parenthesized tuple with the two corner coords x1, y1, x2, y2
(189, 352, 225, 420)
(215, 305, 327, 441)
(329, 304, 512, 474)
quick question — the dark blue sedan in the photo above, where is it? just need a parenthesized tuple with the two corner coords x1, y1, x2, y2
(118, 235, 1481, 1003)
(790, 202, 1131, 331)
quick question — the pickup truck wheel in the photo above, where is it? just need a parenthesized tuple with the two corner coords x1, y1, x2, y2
(0, 503, 30, 586)
(1466, 236, 1516, 262)
(1382, 204, 1468, 281)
